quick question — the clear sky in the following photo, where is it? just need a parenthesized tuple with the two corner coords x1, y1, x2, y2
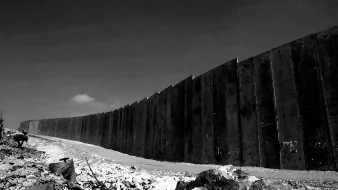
(1, 0, 338, 129)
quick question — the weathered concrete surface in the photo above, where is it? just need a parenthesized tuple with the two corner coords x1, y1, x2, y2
(127, 103, 136, 154)
(122, 105, 129, 152)
(21, 26, 338, 171)
(191, 76, 202, 164)
(28, 120, 39, 135)
(167, 80, 185, 162)
(116, 108, 123, 152)
(37, 120, 44, 135)
(253, 52, 280, 169)
(224, 59, 241, 166)
(133, 98, 148, 157)
(64, 118, 71, 140)
(80, 115, 90, 143)
(201, 70, 215, 164)
(238, 58, 260, 167)
(110, 110, 118, 151)
(104, 111, 113, 149)
(184, 77, 193, 163)
(67, 117, 75, 140)
(99, 112, 110, 148)
(153, 93, 161, 159)
(158, 88, 168, 160)
(271, 44, 305, 170)
(73, 117, 82, 142)
(212, 64, 228, 165)
(291, 35, 336, 170)
(315, 26, 338, 170)
(146, 94, 156, 159)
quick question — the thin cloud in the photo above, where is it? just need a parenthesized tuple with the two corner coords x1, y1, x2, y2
(71, 94, 95, 104)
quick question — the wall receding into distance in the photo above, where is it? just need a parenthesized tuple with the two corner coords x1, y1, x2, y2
(20, 26, 338, 171)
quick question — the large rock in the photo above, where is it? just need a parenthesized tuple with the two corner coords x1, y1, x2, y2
(175, 165, 261, 190)
(175, 169, 240, 190)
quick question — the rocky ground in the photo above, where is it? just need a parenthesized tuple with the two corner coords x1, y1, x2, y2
(0, 129, 338, 190)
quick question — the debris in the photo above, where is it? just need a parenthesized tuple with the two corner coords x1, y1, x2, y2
(13, 133, 28, 148)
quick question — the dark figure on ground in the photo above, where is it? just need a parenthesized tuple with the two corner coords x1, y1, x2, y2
(13, 130, 28, 148)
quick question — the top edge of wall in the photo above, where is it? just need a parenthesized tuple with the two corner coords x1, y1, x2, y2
(19, 25, 338, 123)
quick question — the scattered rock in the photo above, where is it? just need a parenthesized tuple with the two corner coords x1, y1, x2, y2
(175, 169, 240, 190)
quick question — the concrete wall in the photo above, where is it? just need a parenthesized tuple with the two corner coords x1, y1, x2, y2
(20, 26, 338, 171)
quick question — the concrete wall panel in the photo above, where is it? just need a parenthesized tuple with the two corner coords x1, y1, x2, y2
(238, 58, 260, 166)
(271, 44, 305, 170)
(184, 77, 193, 163)
(191, 76, 203, 163)
(201, 71, 215, 164)
(153, 93, 162, 159)
(315, 26, 338, 169)
(110, 110, 118, 150)
(122, 105, 130, 153)
(291, 35, 336, 170)
(28, 120, 39, 135)
(253, 52, 280, 169)
(145, 94, 156, 158)
(224, 59, 242, 166)
(127, 103, 136, 154)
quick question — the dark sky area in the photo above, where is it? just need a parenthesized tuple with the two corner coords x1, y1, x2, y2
(1, 0, 338, 129)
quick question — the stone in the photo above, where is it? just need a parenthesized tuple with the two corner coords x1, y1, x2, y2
(175, 169, 240, 190)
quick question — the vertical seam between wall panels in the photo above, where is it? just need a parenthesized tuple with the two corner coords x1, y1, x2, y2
(290, 42, 305, 169)
(236, 59, 243, 166)
(253, 59, 262, 167)
(269, 52, 282, 169)
(313, 35, 338, 170)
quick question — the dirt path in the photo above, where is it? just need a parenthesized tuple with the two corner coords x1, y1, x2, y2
(29, 135, 338, 182)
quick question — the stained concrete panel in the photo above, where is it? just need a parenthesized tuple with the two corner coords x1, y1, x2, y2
(133, 98, 148, 157)
(224, 59, 242, 166)
(74, 117, 82, 141)
(94, 114, 103, 146)
(184, 77, 193, 163)
(161, 88, 169, 160)
(36, 120, 43, 135)
(55, 118, 62, 138)
(153, 92, 165, 160)
(238, 58, 260, 166)
(64, 118, 70, 139)
(80, 116, 90, 143)
(212, 63, 228, 165)
(291, 35, 336, 170)
(153, 93, 162, 159)
(99, 112, 108, 148)
(146, 94, 157, 158)
(116, 108, 123, 152)
(132, 102, 141, 155)
(122, 105, 130, 153)
(102, 111, 113, 149)
(191, 76, 202, 163)
(127, 103, 136, 154)
(110, 110, 119, 150)
(315, 26, 338, 169)
(201, 70, 215, 164)
(271, 44, 305, 170)
(253, 52, 280, 169)
(168, 81, 186, 162)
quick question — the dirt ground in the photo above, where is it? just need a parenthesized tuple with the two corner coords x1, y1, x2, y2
(2, 129, 338, 190)
(28, 134, 338, 189)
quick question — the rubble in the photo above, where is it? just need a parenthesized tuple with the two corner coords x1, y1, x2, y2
(1, 128, 338, 189)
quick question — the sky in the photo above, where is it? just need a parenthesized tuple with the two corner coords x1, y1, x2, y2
(1, 0, 338, 129)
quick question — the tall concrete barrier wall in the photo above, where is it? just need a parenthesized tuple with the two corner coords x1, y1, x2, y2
(20, 26, 338, 171)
